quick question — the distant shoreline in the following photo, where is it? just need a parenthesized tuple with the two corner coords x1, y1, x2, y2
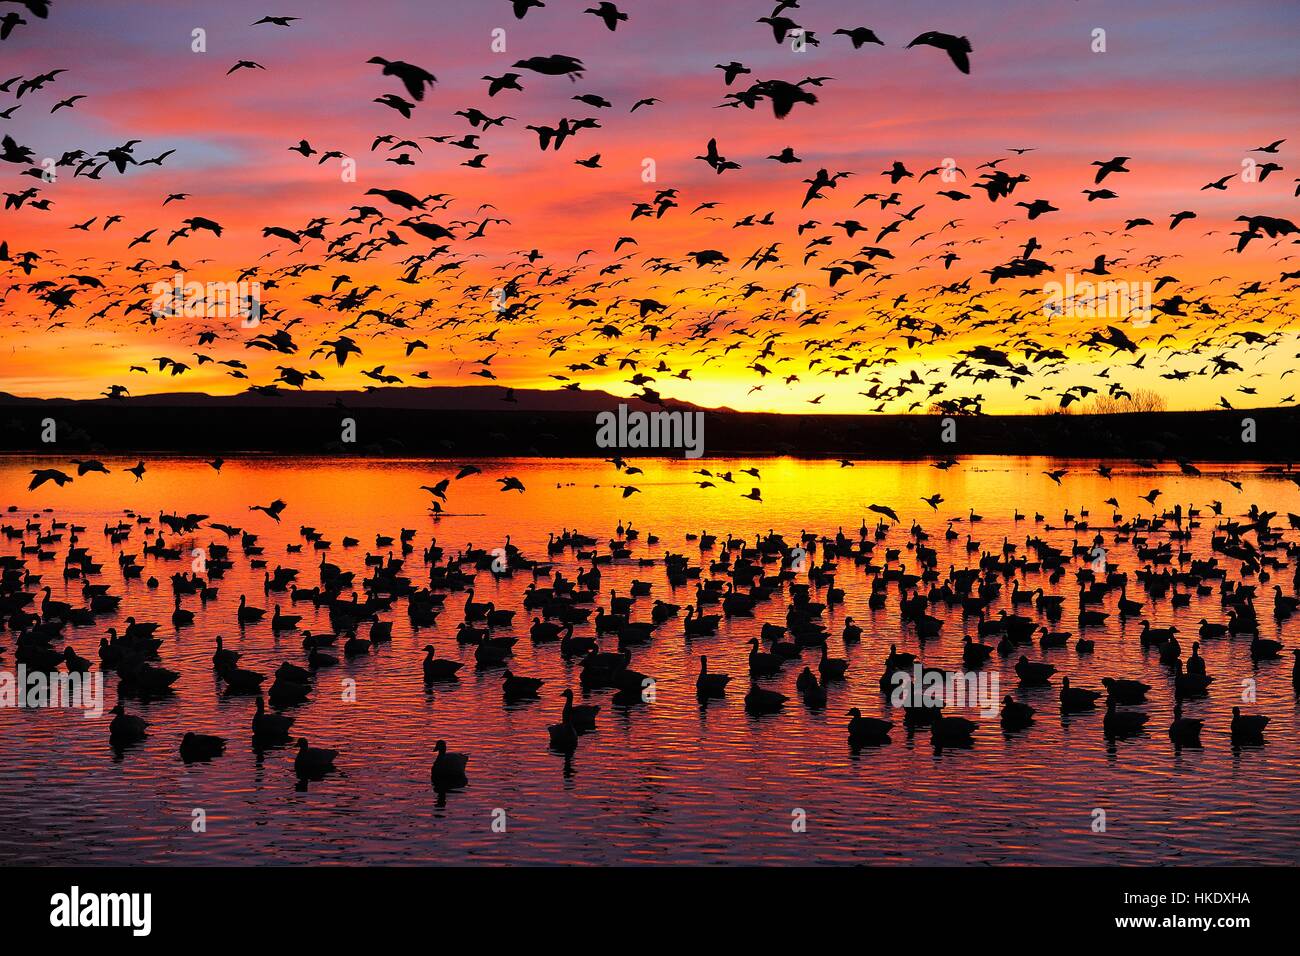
(0, 388, 1295, 461)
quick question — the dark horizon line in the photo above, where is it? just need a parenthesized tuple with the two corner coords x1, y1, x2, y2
(0, 384, 1286, 419)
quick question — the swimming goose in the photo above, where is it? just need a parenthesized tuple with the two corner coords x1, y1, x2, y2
(1059, 676, 1101, 711)
(342, 632, 371, 657)
(846, 707, 892, 744)
(800, 671, 828, 707)
(219, 660, 267, 693)
(271, 605, 302, 632)
(430, 739, 469, 790)
(269, 674, 310, 707)
(999, 696, 1035, 730)
(1172, 660, 1214, 697)
(1230, 706, 1269, 741)
(842, 617, 862, 642)
(1038, 627, 1070, 650)
(1015, 655, 1056, 685)
(1103, 697, 1149, 737)
(560, 688, 599, 729)
(1139, 620, 1177, 646)
(295, 737, 338, 774)
(179, 732, 226, 762)
(1168, 703, 1203, 745)
(474, 636, 515, 665)
(252, 694, 294, 738)
(237, 595, 265, 624)
(62, 645, 91, 673)
(171, 594, 194, 627)
(502, 668, 543, 700)
(547, 715, 579, 754)
(1101, 676, 1150, 704)
(818, 641, 848, 679)
(744, 679, 787, 714)
(210, 634, 239, 671)
(421, 644, 463, 681)
(930, 712, 976, 745)
(747, 638, 782, 677)
(683, 605, 720, 637)
(308, 645, 339, 669)
(695, 655, 730, 697)
(1250, 633, 1282, 661)
(962, 635, 993, 667)
(1198, 619, 1227, 639)
(268, 660, 308, 686)
(109, 701, 147, 743)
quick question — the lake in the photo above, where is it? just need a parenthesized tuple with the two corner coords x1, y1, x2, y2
(1, 455, 1297, 865)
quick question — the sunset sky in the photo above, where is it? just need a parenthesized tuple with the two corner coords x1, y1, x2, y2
(1, 0, 1297, 412)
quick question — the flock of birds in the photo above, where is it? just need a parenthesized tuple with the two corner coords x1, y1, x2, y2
(0, 0, 1297, 417)
(3, 456, 1299, 793)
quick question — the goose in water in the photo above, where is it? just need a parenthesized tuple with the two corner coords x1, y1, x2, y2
(62, 646, 91, 674)
(999, 696, 1035, 730)
(295, 737, 339, 774)
(1103, 697, 1149, 738)
(269, 673, 310, 708)
(1038, 627, 1069, 650)
(179, 732, 226, 762)
(1230, 706, 1269, 742)
(683, 605, 720, 637)
(1015, 655, 1056, 685)
(846, 707, 892, 745)
(695, 655, 730, 697)
(800, 671, 828, 708)
(1198, 619, 1227, 639)
(308, 644, 339, 669)
(431, 739, 469, 790)
(271, 605, 302, 632)
(930, 712, 976, 746)
(560, 688, 599, 729)
(171, 594, 194, 627)
(818, 641, 848, 680)
(502, 668, 543, 700)
(962, 635, 993, 667)
(421, 644, 463, 681)
(1101, 676, 1150, 704)
(342, 632, 371, 657)
(744, 679, 787, 714)
(237, 595, 265, 624)
(1168, 703, 1203, 745)
(842, 617, 862, 642)
(1139, 620, 1177, 646)
(1171, 660, 1213, 697)
(1059, 676, 1101, 711)
(747, 637, 782, 677)
(109, 701, 147, 744)
(1250, 633, 1282, 661)
(547, 714, 579, 754)
(252, 694, 295, 739)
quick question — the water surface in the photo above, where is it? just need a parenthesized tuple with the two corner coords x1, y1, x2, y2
(1, 455, 1297, 865)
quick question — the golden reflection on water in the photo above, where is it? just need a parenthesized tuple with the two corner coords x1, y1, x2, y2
(0, 455, 1298, 865)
